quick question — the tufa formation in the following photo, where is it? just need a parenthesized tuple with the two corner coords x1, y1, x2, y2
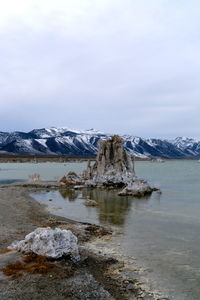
(62, 135, 158, 196)
(83, 135, 135, 187)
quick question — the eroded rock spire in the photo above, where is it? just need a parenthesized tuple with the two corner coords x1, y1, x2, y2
(84, 135, 135, 187)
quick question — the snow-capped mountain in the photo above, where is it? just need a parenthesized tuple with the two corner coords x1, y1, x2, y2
(168, 137, 200, 157)
(0, 128, 107, 157)
(0, 127, 200, 158)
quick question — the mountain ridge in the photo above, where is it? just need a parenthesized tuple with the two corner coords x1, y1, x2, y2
(0, 127, 200, 159)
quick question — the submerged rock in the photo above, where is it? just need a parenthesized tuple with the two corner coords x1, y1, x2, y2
(83, 199, 98, 207)
(8, 227, 80, 261)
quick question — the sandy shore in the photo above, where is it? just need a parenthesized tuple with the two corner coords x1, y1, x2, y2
(0, 185, 163, 300)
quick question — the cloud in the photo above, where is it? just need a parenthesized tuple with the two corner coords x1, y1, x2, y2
(0, 0, 199, 137)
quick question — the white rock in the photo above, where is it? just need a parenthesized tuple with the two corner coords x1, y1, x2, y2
(9, 227, 80, 261)
(118, 180, 154, 196)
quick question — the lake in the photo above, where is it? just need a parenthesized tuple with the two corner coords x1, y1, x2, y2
(1, 160, 200, 299)
(0, 161, 87, 184)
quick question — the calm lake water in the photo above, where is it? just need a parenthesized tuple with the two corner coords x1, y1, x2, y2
(0, 161, 87, 184)
(1, 160, 200, 299)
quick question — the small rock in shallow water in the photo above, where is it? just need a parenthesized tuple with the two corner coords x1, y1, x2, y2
(118, 179, 154, 196)
(83, 200, 98, 207)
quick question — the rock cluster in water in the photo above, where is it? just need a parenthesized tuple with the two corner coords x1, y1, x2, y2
(61, 135, 157, 196)
(9, 227, 80, 261)
(83, 135, 156, 196)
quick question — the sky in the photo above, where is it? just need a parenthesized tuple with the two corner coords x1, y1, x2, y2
(0, 0, 199, 138)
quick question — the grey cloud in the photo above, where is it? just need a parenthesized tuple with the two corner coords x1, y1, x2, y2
(0, 0, 199, 137)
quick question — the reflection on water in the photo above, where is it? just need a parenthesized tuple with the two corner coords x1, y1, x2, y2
(55, 188, 153, 226)
(34, 187, 156, 226)
(59, 189, 79, 202)
(83, 189, 152, 225)
(34, 188, 152, 226)
(57, 188, 134, 225)
(82, 189, 133, 226)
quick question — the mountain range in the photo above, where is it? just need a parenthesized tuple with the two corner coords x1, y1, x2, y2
(0, 127, 200, 159)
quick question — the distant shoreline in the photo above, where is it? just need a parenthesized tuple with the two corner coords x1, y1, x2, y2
(0, 155, 94, 163)
(0, 154, 199, 163)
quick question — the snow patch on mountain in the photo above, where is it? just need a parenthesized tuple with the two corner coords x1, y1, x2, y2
(169, 137, 200, 149)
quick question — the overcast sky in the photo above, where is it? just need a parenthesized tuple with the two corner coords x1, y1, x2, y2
(0, 0, 199, 138)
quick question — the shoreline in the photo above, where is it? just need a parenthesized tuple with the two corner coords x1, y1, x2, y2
(0, 155, 199, 163)
(0, 184, 166, 300)
(0, 155, 94, 163)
